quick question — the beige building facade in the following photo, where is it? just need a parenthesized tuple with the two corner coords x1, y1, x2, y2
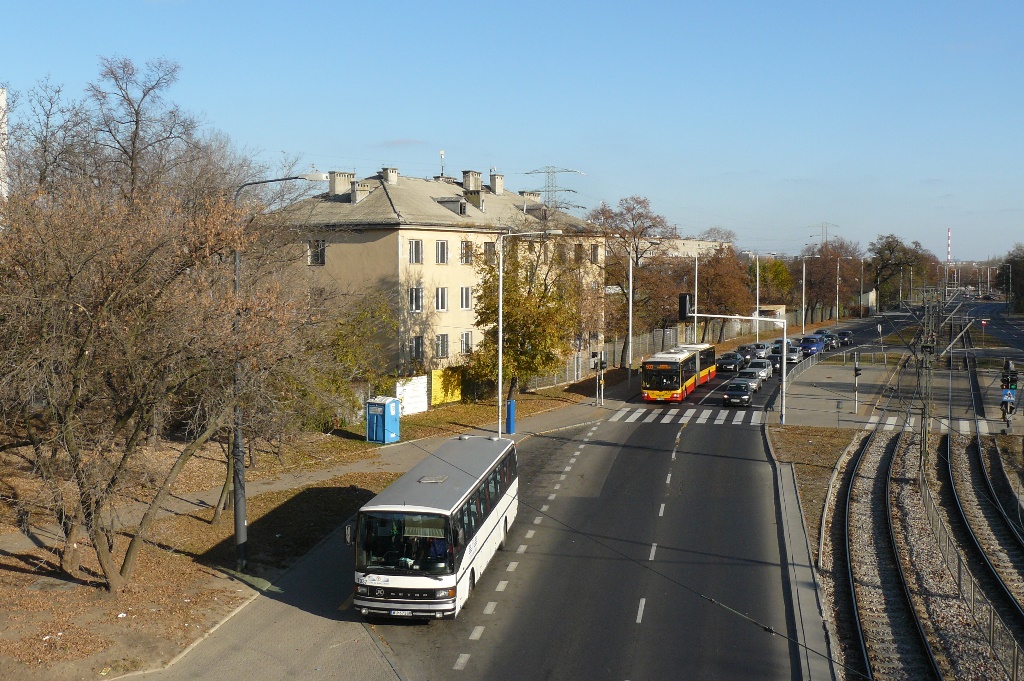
(285, 167, 603, 373)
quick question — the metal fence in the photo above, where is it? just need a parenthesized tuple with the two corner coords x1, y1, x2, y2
(920, 441, 1024, 679)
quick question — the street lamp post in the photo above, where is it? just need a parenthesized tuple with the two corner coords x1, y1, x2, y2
(230, 172, 327, 571)
(860, 259, 865, 317)
(497, 229, 561, 438)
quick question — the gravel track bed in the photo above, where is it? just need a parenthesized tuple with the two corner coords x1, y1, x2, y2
(948, 431, 1024, 638)
(893, 429, 1007, 679)
(847, 428, 939, 679)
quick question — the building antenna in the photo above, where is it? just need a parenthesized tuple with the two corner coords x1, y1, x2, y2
(439, 150, 445, 178)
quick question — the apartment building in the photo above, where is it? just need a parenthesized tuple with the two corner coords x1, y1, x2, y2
(283, 167, 603, 373)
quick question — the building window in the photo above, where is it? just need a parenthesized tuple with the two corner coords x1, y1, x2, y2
(460, 286, 472, 310)
(409, 287, 423, 312)
(435, 334, 449, 359)
(484, 242, 496, 265)
(307, 239, 326, 266)
(409, 239, 423, 264)
(435, 287, 448, 312)
(574, 243, 585, 264)
(460, 240, 473, 264)
(410, 336, 424, 361)
(460, 331, 473, 355)
(590, 244, 600, 263)
(436, 240, 449, 264)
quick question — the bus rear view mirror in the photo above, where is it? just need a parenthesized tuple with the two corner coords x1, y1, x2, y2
(344, 524, 353, 545)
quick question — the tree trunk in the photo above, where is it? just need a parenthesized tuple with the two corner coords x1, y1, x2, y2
(91, 522, 126, 593)
(619, 338, 628, 368)
(60, 520, 86, 576)
(118, 404, 232, 585)
(211, 442, 233, 524)
(506, 376, 519, 401)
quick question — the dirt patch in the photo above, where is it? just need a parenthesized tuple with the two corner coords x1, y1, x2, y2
(767, 424, 863, 564)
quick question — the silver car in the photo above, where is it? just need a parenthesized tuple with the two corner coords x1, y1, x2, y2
(736, 368, 763, 392)
(747, 359, 773, 380)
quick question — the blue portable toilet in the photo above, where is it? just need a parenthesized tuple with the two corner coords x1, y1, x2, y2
(366, 397, 401, 443)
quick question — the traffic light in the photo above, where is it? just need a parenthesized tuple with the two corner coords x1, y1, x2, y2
(678, 293, 692, 322)
(600, 360, 608, 370)
(854, 366, 862, 378)
(1011, 371, 1020, 390)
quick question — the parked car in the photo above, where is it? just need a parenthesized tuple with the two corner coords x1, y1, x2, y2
(736, 368, 763, 392)
(837, 330, 854, 346)
(717, 351, 749, 372)
(748, 359, 773, 380)
(722, 381, 753, 407)
(800, 335, 825, 356)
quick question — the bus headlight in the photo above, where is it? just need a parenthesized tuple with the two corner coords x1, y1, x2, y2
(435, 588, 455, 599)
(356, 585, 368, 595)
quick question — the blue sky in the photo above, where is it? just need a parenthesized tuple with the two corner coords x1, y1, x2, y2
(3, 1, 1022, 261)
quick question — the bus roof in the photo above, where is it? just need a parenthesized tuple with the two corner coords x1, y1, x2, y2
(644, 343, 713, 364)
(359, 435, 515, 516)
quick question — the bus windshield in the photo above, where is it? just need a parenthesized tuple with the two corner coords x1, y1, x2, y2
(355, 511, 453, 575)
(642, 366, 681, 390)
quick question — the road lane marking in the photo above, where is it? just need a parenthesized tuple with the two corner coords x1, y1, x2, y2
(649, 543, 657, 561)
(516, 545, 527, 554)
(665, 473, 672, 484)
(662, 409, 679, 423)
(979, 420, 989, 435)
(659, 503, 665, 517)
(548, 494, 556, 500)
(867, 414, 879, 427)
(564, 466, 572, 472)
(643, 409, 661, 422)
(625, 409, 646, 423)
(541, 505, 549, 512)
(883, 416, 897, 431)
(534, 516, 542, 524)
(680, 409, 695, 423)
(714, 410, 727, 424)
(559, 474, 566, 480)
(636, 598, 646, 623)
(496, 581, 508, 591)
(507, 562, 518, 572)
(570, 457, 576, 463)
(453, 654, 470, 670)
(554, 484, 561, 489)
(470, 626, 484, 640)
(484, 602, 497, 614)
(526, 530, 535, 539)
(696, 409, 712, 424)
(732, 411, 745, 424)
(751, 411, 763, 425)
(610, 408, 630, 422)
(959, 419, 970, 434)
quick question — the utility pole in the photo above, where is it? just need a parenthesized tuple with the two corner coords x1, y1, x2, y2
(524, 166, 586, 213)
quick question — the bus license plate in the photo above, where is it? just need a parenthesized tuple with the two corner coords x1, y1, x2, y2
(390, 610, 412, 617)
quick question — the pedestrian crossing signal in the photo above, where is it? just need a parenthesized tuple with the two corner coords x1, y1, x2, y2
(854, 366, 862, 378)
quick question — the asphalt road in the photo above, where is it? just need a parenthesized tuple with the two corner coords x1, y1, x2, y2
(377, 384, 797, 680)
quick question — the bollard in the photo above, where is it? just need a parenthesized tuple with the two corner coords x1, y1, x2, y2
(506, 399, 516, 435)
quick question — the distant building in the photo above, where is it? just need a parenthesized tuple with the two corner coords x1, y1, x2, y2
(282, 167, 603, 373)
(660, 237, 730, 259)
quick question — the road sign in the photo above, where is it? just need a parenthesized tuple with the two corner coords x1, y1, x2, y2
(1004, 389, 1017, 403)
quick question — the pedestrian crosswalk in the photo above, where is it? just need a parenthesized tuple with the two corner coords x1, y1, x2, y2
(608, 406, 765, 427)
(865, 414, 998, 435)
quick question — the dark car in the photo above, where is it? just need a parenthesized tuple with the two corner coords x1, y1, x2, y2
(722, 381, 753, 407)
(837, 330, 854, 346)
(717, 351, 748, 372)
(735, 345, 756, 363)
(813, 330, 838, 350)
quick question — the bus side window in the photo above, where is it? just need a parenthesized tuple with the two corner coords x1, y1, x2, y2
(488, 468, 502, 501)
(477, 483, 490, 519)
(509, 450, 518, 480)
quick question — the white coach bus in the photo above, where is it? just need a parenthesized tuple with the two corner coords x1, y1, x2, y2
(345, 434, 518, 619)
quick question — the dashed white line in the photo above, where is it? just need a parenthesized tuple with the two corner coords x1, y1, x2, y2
(554, 483, 561, 489)
(648, 543, 657, 561)
(659, 503, 665, 517)
(534, 516, 542, 524)
(516, 545, 527, 554)
(453, 654, 470, 670)
(548, 493, 556, 500)
(496, 581, 508, 591)
(665, 473, 672, 484)
(636, 598, 646, 623)
(484, 601, 497, 614)
(559, 474, 566, 480)
(564, 466, 572, 472)
(541, 505, 549, 512)
(507, 562, 518, 572)
(570, 457, 577, 463)
(470, 626, 484, 640)
(526, 530, 535, 539)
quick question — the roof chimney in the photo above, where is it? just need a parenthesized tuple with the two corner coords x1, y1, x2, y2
(489, 172, 504, 196)
(462, 170, 481, 191)
(329, 171, 355, 196)
(382, 167, 399, 185)
(351, 180, 370, 204)
(465, 189, 485, 212)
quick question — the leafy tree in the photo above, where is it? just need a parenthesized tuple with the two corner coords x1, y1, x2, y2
(696, 245, 754, 342)
(586, 196, 674, 366)
(867, 234, 936, 309)
(468, 219, 585, 399)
